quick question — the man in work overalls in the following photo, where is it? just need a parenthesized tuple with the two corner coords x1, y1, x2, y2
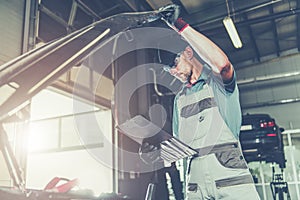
(160, 5, 261, 200)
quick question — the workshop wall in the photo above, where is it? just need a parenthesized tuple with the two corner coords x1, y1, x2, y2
(0, 0, 25, 65)
(236, 53, 300, 129)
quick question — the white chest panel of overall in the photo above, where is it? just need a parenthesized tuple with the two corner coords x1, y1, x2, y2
(176, 84, 236, 149)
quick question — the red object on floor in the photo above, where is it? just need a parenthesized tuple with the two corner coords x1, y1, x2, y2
(44, 177, 78, 193)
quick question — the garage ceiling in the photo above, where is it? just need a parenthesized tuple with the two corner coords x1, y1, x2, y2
(37, 0, 300, 69)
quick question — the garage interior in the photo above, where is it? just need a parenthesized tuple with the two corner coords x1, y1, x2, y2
(1, 0, 300, 199)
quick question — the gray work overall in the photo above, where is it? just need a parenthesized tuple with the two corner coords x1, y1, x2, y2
(177, 83, 260, 200)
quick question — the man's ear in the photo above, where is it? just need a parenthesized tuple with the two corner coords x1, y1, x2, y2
(184, 46, 194, 60)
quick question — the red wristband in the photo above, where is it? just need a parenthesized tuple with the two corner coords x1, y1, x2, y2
(174, 18, 189, 33)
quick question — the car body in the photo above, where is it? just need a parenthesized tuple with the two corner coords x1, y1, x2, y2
(239, 113, 286, 168)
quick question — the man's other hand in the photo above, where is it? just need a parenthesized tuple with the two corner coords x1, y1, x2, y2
(139, 142, 161, 164)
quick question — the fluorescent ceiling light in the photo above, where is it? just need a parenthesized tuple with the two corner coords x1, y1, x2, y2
(223, 16, 242, 48)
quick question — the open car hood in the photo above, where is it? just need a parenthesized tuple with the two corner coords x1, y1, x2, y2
(0, 10, 161, 122)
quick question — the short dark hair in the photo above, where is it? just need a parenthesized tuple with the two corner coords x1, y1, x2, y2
(157, 49, 177, 67)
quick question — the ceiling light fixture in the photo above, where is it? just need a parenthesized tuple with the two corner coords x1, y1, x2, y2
(223, 0, 242, 48)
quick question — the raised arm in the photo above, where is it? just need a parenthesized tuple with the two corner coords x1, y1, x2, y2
(159, 5, 234, 82)
(180, 26, 233, 82)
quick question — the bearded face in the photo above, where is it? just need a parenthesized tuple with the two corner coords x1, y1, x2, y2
(168, 52, 192, 83)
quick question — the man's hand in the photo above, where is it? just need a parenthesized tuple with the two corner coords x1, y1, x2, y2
(139, 141, 161, 164)
(159, 4, 189, 33)
(159, 4, 180, 28)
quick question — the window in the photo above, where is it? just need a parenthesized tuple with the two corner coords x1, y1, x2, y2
(26, 89, 113, 196)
